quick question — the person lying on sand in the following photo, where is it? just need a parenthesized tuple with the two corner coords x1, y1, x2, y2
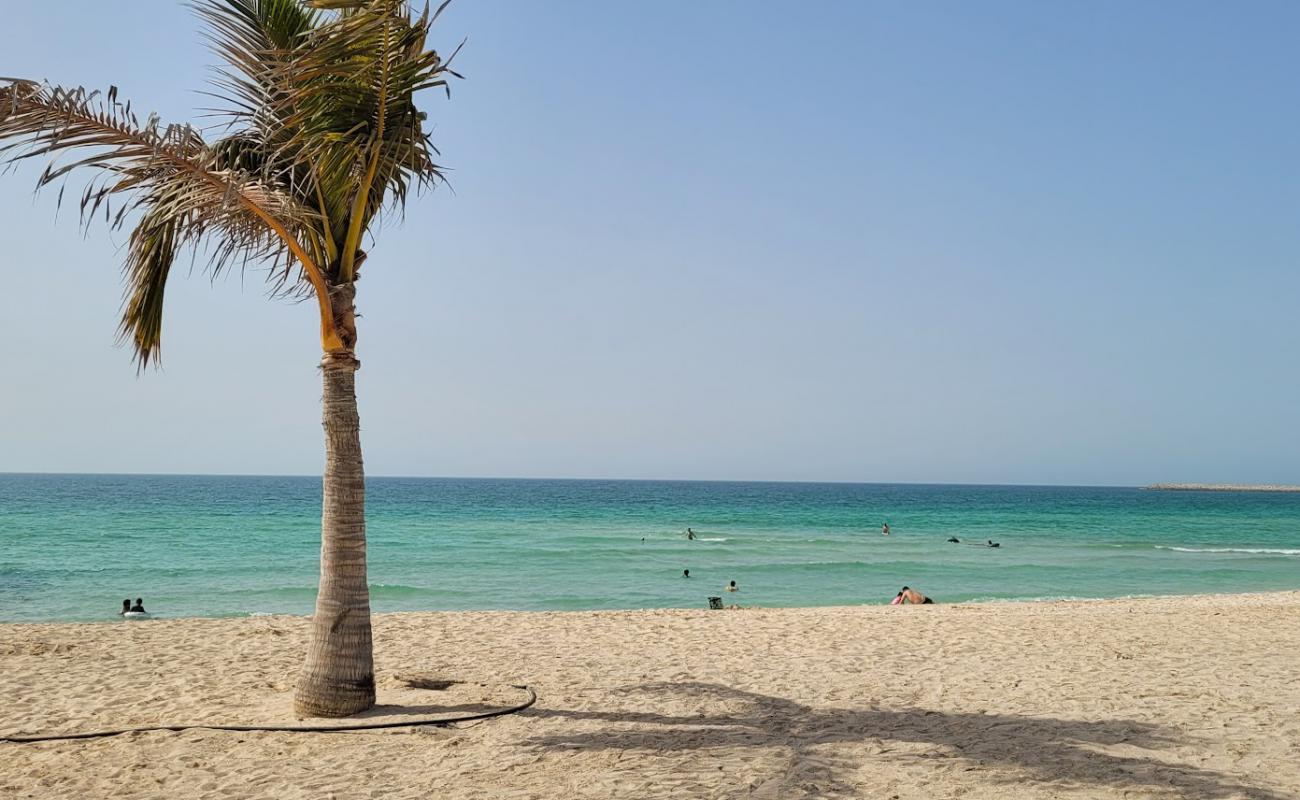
(898, 586, 933, 605)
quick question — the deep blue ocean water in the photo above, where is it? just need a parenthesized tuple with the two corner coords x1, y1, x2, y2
(2, 474, 1298, 623)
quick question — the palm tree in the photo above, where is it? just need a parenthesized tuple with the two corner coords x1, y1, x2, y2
(0, 0, 460, 717)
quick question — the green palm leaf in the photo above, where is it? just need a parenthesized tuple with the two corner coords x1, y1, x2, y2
(1, 0, 459, 361)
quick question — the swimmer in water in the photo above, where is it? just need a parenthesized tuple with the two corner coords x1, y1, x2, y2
(683, 569, 690, 578)
(119, 599, 131, 616)
(882, 522, 890, 536)
(130, 598, 146, 613)
(726, 580, 738, 592)
(947, 536, 960, 543)
(686, 528, 697, 540)
(987, 540, 1000, 548)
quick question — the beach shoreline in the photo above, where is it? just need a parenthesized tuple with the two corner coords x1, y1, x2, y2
(0, 591, 1292, 628)
(4, 591, 1299, 798)
(12, 583, 1300, 627)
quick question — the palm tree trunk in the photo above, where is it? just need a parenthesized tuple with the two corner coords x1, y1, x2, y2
(294, 351, 375, 717)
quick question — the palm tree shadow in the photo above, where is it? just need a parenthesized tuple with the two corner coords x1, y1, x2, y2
(525, 682, 1282, 799)
(351, 702, 509, 718)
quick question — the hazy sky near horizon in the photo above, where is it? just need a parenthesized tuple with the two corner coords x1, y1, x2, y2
(3, 1, 1298, 485)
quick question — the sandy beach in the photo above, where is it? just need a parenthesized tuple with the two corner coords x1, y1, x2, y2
(3, 592, 1299, 799)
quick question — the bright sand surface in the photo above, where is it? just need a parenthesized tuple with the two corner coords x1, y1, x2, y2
(3, 593, 1299, 799)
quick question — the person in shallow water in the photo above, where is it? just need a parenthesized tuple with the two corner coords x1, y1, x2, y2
(726, 580, 738, 592)
(987, 540, 1001, 548)
(882, 522, 890, 536)
(685, 528, 697, 540)
(947, 536, 960, 543)
(683, 569, 690, 578)
(898, 586, 933, 604)
(129, 598, 146, 613)
(119, 599, 131, 615)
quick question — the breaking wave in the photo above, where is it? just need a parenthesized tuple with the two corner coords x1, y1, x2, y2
(1155, 546, 1300, 556)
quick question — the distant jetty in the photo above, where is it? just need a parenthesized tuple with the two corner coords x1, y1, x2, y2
(1145, 483, 1300, 493)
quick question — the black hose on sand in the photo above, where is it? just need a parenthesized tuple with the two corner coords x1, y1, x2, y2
(1, 685, 536, 744)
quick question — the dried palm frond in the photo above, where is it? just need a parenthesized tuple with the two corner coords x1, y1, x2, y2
(0, 78, 334, 365)
(0, 0, 460, 365)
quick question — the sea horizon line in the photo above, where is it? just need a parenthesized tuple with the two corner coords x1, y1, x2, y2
(0, 470, 1237, 490)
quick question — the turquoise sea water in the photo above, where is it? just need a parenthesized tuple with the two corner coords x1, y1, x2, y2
(2, 474, 1299, 623)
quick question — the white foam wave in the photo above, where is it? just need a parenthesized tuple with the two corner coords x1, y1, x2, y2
(698, 537, 728, 542)
(967, 593, 1171, 604)
(967, 595, 1095, 604)
(1155, 546, 1300, 556)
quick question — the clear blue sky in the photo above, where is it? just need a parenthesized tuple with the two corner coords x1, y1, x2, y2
(3, 1, 1298, 485)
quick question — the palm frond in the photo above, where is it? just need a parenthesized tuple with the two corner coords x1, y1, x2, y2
(119, 207, 179, 370)
(0, 0, 461, 362)
(0, 79, 341, 361)
(273, 0, 458, 279)
(196, 0, 318, 136)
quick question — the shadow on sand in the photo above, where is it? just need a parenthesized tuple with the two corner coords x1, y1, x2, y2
(524, 682, 1280, 799)
(350, 702, 511, 718)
